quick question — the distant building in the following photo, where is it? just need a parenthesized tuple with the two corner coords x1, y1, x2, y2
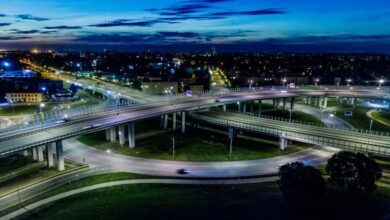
(5, 92, 43, 103)
(141, 81, 178, 95)
(1, 69, 38, 78)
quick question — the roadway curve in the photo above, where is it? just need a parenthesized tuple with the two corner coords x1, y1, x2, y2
(1, 177, 278, 220)
(0, 100, 343, 213)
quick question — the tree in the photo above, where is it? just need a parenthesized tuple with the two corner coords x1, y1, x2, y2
(326, 151, 382, 194)
(279, 162, 326, 210)
(131, 79, 142, 91)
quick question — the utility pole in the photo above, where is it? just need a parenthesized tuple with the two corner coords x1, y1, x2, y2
(172, 137, 175, 160)
(229, 138, 233, 159)
(369, 119, 373, 132)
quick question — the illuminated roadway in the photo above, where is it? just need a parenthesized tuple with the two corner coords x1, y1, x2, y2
(0, 87, 389, 158)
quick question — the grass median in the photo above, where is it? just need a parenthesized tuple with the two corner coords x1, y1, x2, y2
(16, 178, 390, 220)
(78, 120, 309, 162)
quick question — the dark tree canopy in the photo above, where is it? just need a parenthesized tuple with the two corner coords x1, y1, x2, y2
(278, 162, 326, 210)
(326, 151, 382, 194)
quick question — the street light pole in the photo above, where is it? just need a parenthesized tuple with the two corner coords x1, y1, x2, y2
(106, 149, 111, 171)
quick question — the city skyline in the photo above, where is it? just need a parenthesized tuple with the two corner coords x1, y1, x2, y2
(0, 0, 390, 52)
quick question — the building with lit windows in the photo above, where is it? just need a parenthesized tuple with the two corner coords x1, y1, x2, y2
(5, 92, 43, 103)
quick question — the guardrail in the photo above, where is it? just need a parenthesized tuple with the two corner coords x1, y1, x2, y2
(1, 85, 388, 134)
(189, 113, 390, 158)
(218, 109, 390, 136)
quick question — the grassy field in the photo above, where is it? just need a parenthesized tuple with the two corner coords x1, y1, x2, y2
(0, 105, 44, 116)
(19, 178, 390, 220)
(0, 156, 85, 197)
(335, 106, 389, 132)
(78, 120, 308, 162)
(372, 111, 390, 126)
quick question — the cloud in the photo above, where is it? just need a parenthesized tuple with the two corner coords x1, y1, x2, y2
(16, 14, 50, 21)
(6, 29, 58, 35)
(211, 8, 286, 16)
(157, 31, 199, 38)
(0, 23, 11, 27)
(90, 19, 177, 27)
(156, 4, 211, 16)
(76, 34, 160, 43)
(10, 29, 40, 34)
(45, 25, 82, 30)
(0, 36, 32, 40)
(75, 31, 203, 44)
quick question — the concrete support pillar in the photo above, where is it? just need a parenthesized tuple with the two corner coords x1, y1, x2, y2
(160, 115, 164, 128)
(56, 140, 64, 171)
(164, 114, 168, 129)
(181, 111, 186, 134)
(276, 98, 281, 108)
(237, 102, 241, 112)
(308, 97, 312, 105)
(272, 99, 276, 107)
(303, 97, 308, 104)
(172, 113, 177, 131)
(243, 103, 247, 113)
(319, 97, 323, 108)
(118, 125, 125, 146)
(250, 101, 254, 113)
(47, 143, 54, 168)
(314, 97, 319, 107)
(279, 135, 287, 150)
(22, 150, 28, 157)
(290, 97, 295, 111)
(110, 126, 117, 143)
(105, 129, 110, 141)
(37, 146, 44, 162)
(222, 105, 226, 112)
(323, 97, 328, 108)
(352, 98, 356, 108)
(128, 122, 135, 148)
(282, 98, 287, 110)
(258, 100, 262, 114)
(32, 148, 38, 161)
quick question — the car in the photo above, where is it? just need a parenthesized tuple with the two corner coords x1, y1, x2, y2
(176, 168, 190, 175)
(82, 125, 93, 130)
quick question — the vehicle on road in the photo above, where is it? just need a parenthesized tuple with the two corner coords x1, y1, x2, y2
(176, 168, 190, 175)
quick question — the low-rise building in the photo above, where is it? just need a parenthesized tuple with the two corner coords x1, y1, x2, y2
(5, 92, 43, 103)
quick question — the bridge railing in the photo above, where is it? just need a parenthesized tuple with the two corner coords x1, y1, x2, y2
(189, 113, 390, 157)
(212, 109, 390, 137)
(1, 84, 388, 134)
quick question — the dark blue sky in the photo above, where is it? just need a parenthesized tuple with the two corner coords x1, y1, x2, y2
(1, 0, 390, 52)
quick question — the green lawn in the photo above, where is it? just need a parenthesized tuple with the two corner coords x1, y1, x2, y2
(18, 179, 390, 220)
(0, 105, 42, 116)
(78, 120, 308, 162)
(335, 106, 390, 132)
(372, 111, 390, 126)
(0, 156, 85, 197)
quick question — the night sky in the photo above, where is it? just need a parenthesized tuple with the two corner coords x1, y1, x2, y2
(1, 0, 390, 52)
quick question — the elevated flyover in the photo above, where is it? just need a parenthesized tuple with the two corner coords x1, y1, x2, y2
(0, 86, 388, 170)
(190, 110, 390, 158)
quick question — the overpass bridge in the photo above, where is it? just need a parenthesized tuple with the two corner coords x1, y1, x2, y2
(190, 110, 390, 158)
(0, 86, 389, 171)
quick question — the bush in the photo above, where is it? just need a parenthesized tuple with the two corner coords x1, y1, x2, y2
(326, 151, 382, 194)
(279, 161, 326, 211)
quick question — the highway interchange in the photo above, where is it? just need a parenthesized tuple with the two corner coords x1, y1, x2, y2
(0, 85, 389, 214)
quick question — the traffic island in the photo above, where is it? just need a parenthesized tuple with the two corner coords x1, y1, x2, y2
(77, 119, 311, 162)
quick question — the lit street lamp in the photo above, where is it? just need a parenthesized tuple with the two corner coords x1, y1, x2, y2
(346, 79, 352, 86)
(39, 103, 45, 112)
(106, 149, 111, 171)
(315, 78, 320, 86)
(379, 79, 384, 87)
